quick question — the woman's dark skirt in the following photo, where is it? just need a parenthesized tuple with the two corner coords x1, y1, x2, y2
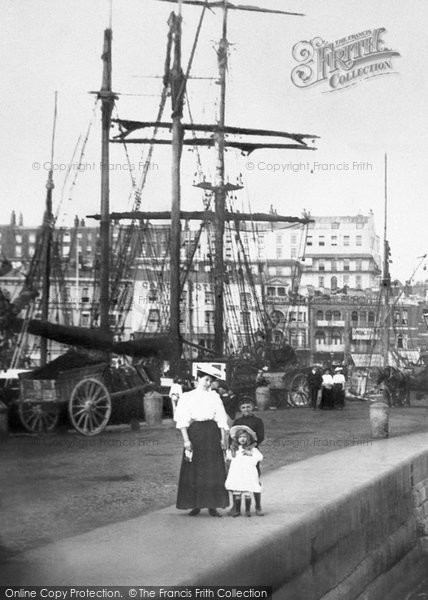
(176, 420, 229, 510)
(320, 387, 334, 409)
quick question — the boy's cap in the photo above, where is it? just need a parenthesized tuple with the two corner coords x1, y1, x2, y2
(230, 425, 257, 441)
(238, 397, 254, 406)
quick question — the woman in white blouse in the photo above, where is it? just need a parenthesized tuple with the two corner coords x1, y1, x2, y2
(175, 366, 229, 517)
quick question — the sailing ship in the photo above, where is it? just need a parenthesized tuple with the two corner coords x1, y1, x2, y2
(0, 1, 319, 391)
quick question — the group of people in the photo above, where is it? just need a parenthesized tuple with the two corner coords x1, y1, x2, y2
(307, 365, 346, 410)
(172, 366, 265, 518)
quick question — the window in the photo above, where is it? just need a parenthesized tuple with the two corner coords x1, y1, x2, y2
(325, 310, 332, 321)
(319, 260, 325, 271)
(333, 310, 341, 320)
(240, 311, 251, 330)
(315, 331, 326, 346)
(205, 311, 215, 327)
(331, 259, 337, 270)
(318, 235, 325, 246)
(331, 222, 340, 229)
(277, 287, 287, 297)
(291, 247, 297, 259)
(332, 331, 342, 345)
(205, 291, 214, 305)
(240, 292, 252, 307)
(402, 310, 408, 325)
(291, 234, 297, 245)
(148, 287, 158, 302)
(29, 233, 36, 243)
(344, 259, 350, 271)
(276, 246, 283, 259)
(81, 313, 90, 327)
(351, 311, 358, 323)
(270, 311, 283, 326)
(397, 334, 404, 349)
(331, 276, 338, 291)
(343, 275, 350, 286)
(368, 311, 375, 323)
(394, 311, 400, 324)
(356, 275, 362, 290)
(356, 235, 362, 246)
(15, 235, 22, 244)
(318, 276, 325, 287)
(356, 222, 364, 229)
(331, 235, 338, 246)
(316, 310, 324, 321)
(81, 287, 90, 303)
(15, 246, 22, 257)
(343, 235, 350, 246)
(289, 311, 297, 322)
(147, 309, 160, 332)
(276, 233, 282, 244)
(267, 287, 275, 297)
(360, 311, 366, 323)
(356, 259, 362, 270)
(273, 330, 284, 344)
(306, 236, 313, 246)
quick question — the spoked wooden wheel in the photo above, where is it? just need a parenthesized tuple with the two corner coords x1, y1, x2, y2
(68, 378, 111, 436)
(19, 401, 59, 433)
(288, 373, 310, 407)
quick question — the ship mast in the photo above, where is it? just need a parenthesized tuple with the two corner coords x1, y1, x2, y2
(212, 1, 228, 355)
(170, 5, 185, 370)
(99, 28, 116, 334)
(99, 1, 315, 365)
(40, 92, 58, 366)
(381, 153, 391, 367)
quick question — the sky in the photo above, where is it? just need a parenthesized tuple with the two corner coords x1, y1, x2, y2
(1, 0, 427, 283)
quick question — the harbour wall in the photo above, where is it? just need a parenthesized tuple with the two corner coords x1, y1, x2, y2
(1, 433, 428, 599)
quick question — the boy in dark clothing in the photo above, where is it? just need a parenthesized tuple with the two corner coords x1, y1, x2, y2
(232, 398, 265, 515)
(307, 367, 323, 410)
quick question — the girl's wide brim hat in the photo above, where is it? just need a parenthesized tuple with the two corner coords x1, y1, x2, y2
(229, 425, 257, 441)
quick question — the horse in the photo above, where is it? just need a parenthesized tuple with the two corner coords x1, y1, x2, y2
(376, 364, 428, 407)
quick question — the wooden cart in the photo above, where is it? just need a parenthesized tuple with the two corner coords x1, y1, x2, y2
(18, 360, 154, 436)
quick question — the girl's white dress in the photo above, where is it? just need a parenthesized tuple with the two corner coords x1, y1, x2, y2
(225, 447, 263, 493)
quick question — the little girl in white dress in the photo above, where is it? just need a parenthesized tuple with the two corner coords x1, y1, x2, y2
(225, 425, 263, 517)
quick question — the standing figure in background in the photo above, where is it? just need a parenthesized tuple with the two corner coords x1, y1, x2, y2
(332, 367, 346, 409)
(307, 367, 323, 410)
(169, 377, 183, 417)
(320, 368, 334, 410)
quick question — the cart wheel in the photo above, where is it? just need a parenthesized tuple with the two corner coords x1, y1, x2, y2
(19, 402, 59, 433)
(288, 373, 310, 407)
(68, 378, 111, 436)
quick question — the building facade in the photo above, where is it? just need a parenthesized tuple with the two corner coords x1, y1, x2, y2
(1, 211, 428, 368)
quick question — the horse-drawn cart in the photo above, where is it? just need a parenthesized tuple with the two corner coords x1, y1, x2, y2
(17, 352, 156, 436)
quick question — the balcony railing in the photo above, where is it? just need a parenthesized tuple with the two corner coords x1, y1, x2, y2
(316, 320, 345, 327)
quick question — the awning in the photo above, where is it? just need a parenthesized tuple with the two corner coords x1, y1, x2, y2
(389, 350, 420, 366)
(351, 354, 383, 367)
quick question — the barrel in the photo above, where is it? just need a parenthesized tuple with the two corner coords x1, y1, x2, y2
(143, 390, 163, 426)
(369, 396, 390, 439)
(255, 386, 271, 411)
